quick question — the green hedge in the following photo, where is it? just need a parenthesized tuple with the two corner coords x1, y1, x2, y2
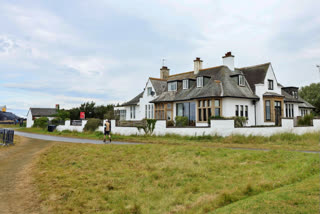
(297, 114, 314, 126)
(84, 118, 101, 132)
(33, 117, 49, 129)
(175, 116, 189, 127)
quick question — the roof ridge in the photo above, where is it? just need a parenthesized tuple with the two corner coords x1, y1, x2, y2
(237, 62, 271, 70)
(169, 71, 194, 77)
(149, 77, 166, 81)
(199, 65, 225, 71)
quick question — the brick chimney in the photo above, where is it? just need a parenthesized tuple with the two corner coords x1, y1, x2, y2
(160, 66, 170, 80)
(222, 52, 235, 71)
(194, 57, 203, 74)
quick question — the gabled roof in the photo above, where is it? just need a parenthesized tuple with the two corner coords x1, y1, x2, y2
(238, 63, 270, 93)
(29, 108, 57, 117)
(121, 92, 144, 106)
(149, 78, 167, 95)
(151, 66, 258, 103)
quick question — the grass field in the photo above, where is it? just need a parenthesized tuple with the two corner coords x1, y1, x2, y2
(17, 127, 320, 151)
(34, 143, 319, 213)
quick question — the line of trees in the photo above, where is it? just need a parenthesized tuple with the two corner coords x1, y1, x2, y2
(55, 102, 119, 120)
(299, 83, 320, 115)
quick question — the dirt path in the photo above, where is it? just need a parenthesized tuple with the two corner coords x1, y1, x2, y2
(0, 136, 55, 214)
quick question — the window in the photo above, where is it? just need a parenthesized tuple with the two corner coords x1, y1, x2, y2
(119, 110, 126, 120)
(268, 80, 274, 90)
(214, 100, 221, 116)
(197, 77, 203, 87)
(130, 106, 136, 119)
(240, 105, 244, 117)
(183, 79, 189, 89)
(291, 104, 294, 117)
(155, 103, 165, 119)
(292, 91, 298, 98)
(235, 105, 239, 117)
(147, 87, 152, 96)
(245, 105, 248, 119)
(286, 104, 288, 117)
(145, 105, 147, 118)
(148, 105, 151, 119)
(265, 100, 271, 121)
(238, 75, 245, 86)
(197, 99, 221, 122)
(168, 82, 177, 91)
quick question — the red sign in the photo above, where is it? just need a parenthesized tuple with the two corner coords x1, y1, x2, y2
(80, 112, 85, 119)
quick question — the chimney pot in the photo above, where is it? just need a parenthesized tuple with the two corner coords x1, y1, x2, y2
(222, 52, 235, 71)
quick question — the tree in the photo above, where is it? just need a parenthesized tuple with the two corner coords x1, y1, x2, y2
(53, 109, 70, 121)
(299, 83, 320, 115)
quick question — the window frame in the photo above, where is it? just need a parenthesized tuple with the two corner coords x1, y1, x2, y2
(238, 75, 245, 86)
(147, 87, 152, 96)
(268, 79, 274, 90)
(168, 81, 177, 91)
(265, 100, 271, 121)
(197, 76, 204, 88)
(182, 79, 189, 89)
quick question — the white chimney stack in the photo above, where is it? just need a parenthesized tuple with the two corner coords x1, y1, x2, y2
(194, 57, 203, 74)
(222, 52, 235, 71)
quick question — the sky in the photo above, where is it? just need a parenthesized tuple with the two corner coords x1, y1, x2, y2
(0, 0, 320, 117)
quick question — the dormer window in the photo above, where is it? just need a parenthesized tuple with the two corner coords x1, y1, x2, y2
(268, 79, 274, 90)
(197, 77, 203, 88)
(238, 75, 245, 86)
(292, 91, 298, 98)
(183, 79, 189, 89)
(168, 81, 177, 91)
(147, 87, 152, 96)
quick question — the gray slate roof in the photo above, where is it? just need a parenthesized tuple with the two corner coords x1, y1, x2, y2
(122, 92, 144, 106)
(30, 108, 57, 117)
(238, 63, 270, 93)
(151, 66, 258, 103)
(281, 89, 315, 109)
(149, 78, 167, 95)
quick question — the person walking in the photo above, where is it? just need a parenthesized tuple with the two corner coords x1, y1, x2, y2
(103, 119, 112, 143)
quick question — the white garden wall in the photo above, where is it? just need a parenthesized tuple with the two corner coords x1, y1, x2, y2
(109, 119, 320, 137)
(56, 120, 88, 132)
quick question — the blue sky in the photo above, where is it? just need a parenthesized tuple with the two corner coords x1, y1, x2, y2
(0, 0, 319, 117)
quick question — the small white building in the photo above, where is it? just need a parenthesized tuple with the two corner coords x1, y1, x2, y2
(26, 108, 57, 128)
(116, 52, 315, 127)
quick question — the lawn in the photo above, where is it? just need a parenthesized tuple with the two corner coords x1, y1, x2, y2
(34, 143, 319, 213)
(17, 127, 320, 151)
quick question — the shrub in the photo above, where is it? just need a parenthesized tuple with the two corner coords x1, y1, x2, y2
(84, 118, 101, 132)
(51, 117, 62, 126)
(33, 117, 49, 129)
(175, 116, 188, 127)
(297, 114, 314, 126)
(234, 117, 247, 127)
(137, 119, 157, 135)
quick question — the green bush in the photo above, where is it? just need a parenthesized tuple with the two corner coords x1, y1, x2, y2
(297, 114, 314, 126)
(175, 116, 188, 127)
(84, 118, 101, 132)
(234, 117, 247, 127)
(33, 117, 49, 129)
(51, 117, 62, 126)
(137, 119, 157, 135)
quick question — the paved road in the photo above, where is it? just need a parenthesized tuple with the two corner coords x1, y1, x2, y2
(15, 131, 140, 145)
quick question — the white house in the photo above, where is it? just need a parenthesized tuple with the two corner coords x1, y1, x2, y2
(116, 52, 315, 127)
(26, 108, 57, 128)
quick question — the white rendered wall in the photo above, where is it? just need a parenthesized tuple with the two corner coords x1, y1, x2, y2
(222, 98, 256, 126)
(255, 65, 282, 125)
(26, 110, 33, 128)
(109, 119, 320, 137)
(56, 120, 88, 132)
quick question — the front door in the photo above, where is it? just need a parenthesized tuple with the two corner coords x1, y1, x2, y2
(274, 101, 282, 126)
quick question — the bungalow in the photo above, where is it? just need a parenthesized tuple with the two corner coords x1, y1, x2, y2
(115, 52, 315, 126)
(26, 108, 57, 128)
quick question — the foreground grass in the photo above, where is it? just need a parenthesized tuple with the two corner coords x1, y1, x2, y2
(17, 127, 320, 151)
(215, 175, 319, 214)
(34, 143, 319, 213)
